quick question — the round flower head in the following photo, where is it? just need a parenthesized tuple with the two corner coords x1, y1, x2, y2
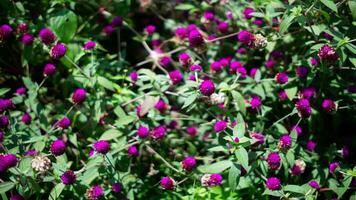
(238, 30, 254, 46)
(24, 149, 38, 156)
(296, 66, 309, 78)
(210, 61, 223, 73)
(311, 57, 318, 66)
(234, 137, 240, 143)
(278, 90, 288, 101)
(151, 39, 161, 47)
(278, 134, 292, 151)
(83, 41, 96, 50)
(203, 11, 215, 21)
(201, 174, 223, 187)
(39, 28, 56, 45)
(175, 27, 187, 39)
(214, 120, 227, 133)
(318, 45, 338, 62)
(130, 71, 138, 82)
(72, 88, 87, 104)
(57, 116, 71, 129)
(0, 154, 17, 172)
(267, 152, 281, 170)
(155, 99, 168, 113)
(237, 47, 246, 54)
(266, 177, 281, 191)
(103, 25, 115, 36)
(169, 70, 183, 85)
(0, 24, 13, 42)
(10, 194, 24, 200)
(43, 63, 56, 76)
(300, 87, 316, 99)
(160, 176, 176, 190)
(21, 33, 34, 45)
(249, 68, 258, 78)
(275, 72, 288, 84)
(159, 56, 171, 67)
(306, 140, 317, 152)
(137, 125, 149, 138)
(112, 183, 122, 193)
(291, 125, 302, 136)
(188, 75, 196, 81)
(243, 7, 255, 19)
(21, 113, 32, 125)
(265, 59, 275, 69)
(189, 30, 204, 47)
(181, 156, 197, 171)
(322, 99, 336, 113)
(50, 139, 66, 156)
(295, 98, 312, 118)
(309, 180, 320, 189)
(31, 155, 52, 172)
(251, 132, 265, 145)
(190, 64, 202, 72)
(60, 170, 76, 185)
(329, 162, 339, 174)
(17, 23, 28, 34)
(178, 52, 191, 67)
(250, 95, 261, 109)
(341, 146, 349, 158)
(151, 126, 166, 140)
(237, 67, 247, 78)
(50, 43, 66, 59)
(128, 145, 138, 156)
(217, 22, 229, 33)
(290, 159, 306, 176)
(0, 98, 13, 112)
(86, 185, 104, 200)
(253, 34, 267, 49)
(144, 25, 156, 35)
(199, 79, 215, 96)
(271, 50, 284, 60)
(230, 61, 243, 73)
(253, 19, 264, 26)
(0, 115, 10, 128)
(186, 126, 198, 136)
(93, 140, 110, 154)
(111, 16, 123, 27)
(16, 87, 27, 95)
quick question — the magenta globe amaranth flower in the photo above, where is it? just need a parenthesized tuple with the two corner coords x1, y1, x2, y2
(178, 52, 191, 67)
(72, 88, 87, 104)
(291, 125, 302, 136)
(290, 160, 306, 176)
(16, 87, 27, 95)
(159, 56, 171, 67)
(200, 79, 215, 96)
(60, 170, 76, 185)
(0, 154, 17, 172)
(21, 113, 32, 125)
(217, 22, 229, 33)
(144, 25, 156, 35)
(50, 43, 66, 59)
(112, 183, 122, 193)
(322, 99, 336, 113)
(151, 125, 166, 140)
(50, 139, 66, 156)
(130, 71, 138, 82)
(10, 194, 24, 200)
(43, 63, 56, 76)
(253, 19, 264, 26)
(137, 125, 149, 138)
(275, 72, 288, 84)
(237, 47, 246, 54)
(24, 149, 38, 156)
(189, 30, 204, 47)
(17, 23, 28, 34)
(39, 28, 56, 45)
(83, 41, 96, 50)
(266, 177, 281, 191)
(160, 176, 176, 190)
(0, 24, 13, 42)
(21, 33, 34, 45)
(306, 140, 317, 152)
(238, 30, 254, 46)
(186, 126, 198, 136)
(311, 57, 318, 66)
(278, 134, 292, 151)
(0, 98, 13, 112)
(300, 87, 316, 99)
(57, 116, 71, 129)
(267, 152, 281, 170)
(250, 96, 261, 109)
(329, 162, 339, 174)
(0, 115, 9, 128)
(201, 174, 223, 187)
(296, 98, 312, 118)
(86, 185, 104, 200)
(128, 145, 138, 156)
(341, 146, 349, 158)
(296, 66, 309, 78)
(103, 25, 115, 36)
(155, 99, 168, 113)
(169, 70, 183, 85)
(111, 16, 123, 27)
(190, 64, 202, 72)
(181, 156, 197, 171)
(203, 10, 215, 21)
(93, 140, 110, 154)
(214, 120, 227, 133)
(243, 7, 255, 19)
(278, 90, 288, 101)
(251, 132, 265, 145)
(175, 27, 187, 39)
(309, 180, 320, 189)
(265, 59, 275, 69)
(318, 45, 338, 62)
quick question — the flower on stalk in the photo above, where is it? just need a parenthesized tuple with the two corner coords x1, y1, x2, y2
(160, 176, 176, 190)
(31, 156, 51, 172)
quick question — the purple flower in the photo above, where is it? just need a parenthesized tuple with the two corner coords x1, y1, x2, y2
(271, 51, 284, 60)
(296, 98, 312, 118)
(151, 39, 161, 47)
(178, 52, 191, 67)
(43, 63, 56, 76)
(21, 113, 32, 125)
(50, 139, 66, 156)
(251, 132, 265, 145)
(0, 115, 9, 128)
(57, 116, 71, 129)
(296, 66, 309, 78)
(128, 145, 138, 156)
(16, 87, 27, 95)
(160, 176, 176, 190)
(204, 11, 215, 21)
(186, 126, 198, 136)
(151, 126, 166, 140)
(190, 64, 202, 72)
(253, 19, 264, 26)
(50, 43, 66, 59)
(103, 25, 115, 36)
(300, 87, 316, 99)
(93, 140, 110, 154)
(155, 99, 168, 113)
(210, 61, 223, 72)
(237, 67, 247, 78)
(86, 185, 104, 200)
(306, 140, 317, 152)
(291, 125, 302, 136)
(265, 59, 275, 69)
(278, 90, 288, 101)
(267, 152, 281, 170)
(0, 98, 13, 112)
(329, 162, 339, 174)
(278, 134, 292, 151)
(169, 70, 183, 85)
(21, 33, 34, 45)
(237, 47, 246, 54)
(0, 154, 17, 172)
(250, 96, 261, 109)
(144, 25, 156, 35)
(72, 88, 87, 104)
(175, 27, 187, 39)
(322, 32, 333, 41)
(230, 61, 243, 73)
(290, 160, 306, 176)
(112, 183, 122, 193)
(266, 177, 281, 191)
(214, 120, 227, 133)
(17, 23, 28, 34)
(60, 170, 76, 185)
(83, 41, 96, 50)
(24, 149, 38, 156)
(200, 79, 215, 96)
(10, 194, 24, 200)
(111, 16, 123, 27)
(181, 156, 197, 171)
(189, 30, 204, 47)
(201, 174, 223, 187)
(341, 147, 349, 158)
(318, 45, 338, 62)
(217, 22, 229, 33)
(0, 24, 13, 42)
(159, 56, 171, 67)
(249, 68, 258, 78)
(130, 71, 138, 82)
(309, 180, 320, 189)
(275, 72, 288, 84)
(238, 30, 254, 46)
(39, 28, 56, 45)
(322, 99, 336, 113)
(137, 125, 149, 138)
(243, 7, 255, 19)
(311, 57, 318, 66)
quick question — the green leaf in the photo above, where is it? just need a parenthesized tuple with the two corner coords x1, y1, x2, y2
(320, 0, 338, 13)
(100, 129, 123, 140)
(49, 183, 65, 200)
(262, 189, 282, 197)
(228, 164, 240, 191)
(279, 15, 295, 34)
(231, 91, 246, 114)
(182, 93, 197, 109)
(97, 76, 115, 91)
(235, 147, 249, 170)
(175, 3, 195, 10)
(0, 88, 10, 97)
(283, 184, 308, 194)
(49, 9, 78, 43)
(198, 160, 232, 173)
(349, 1, 356, 20)
(285, 87, 297, 100)
(115, 116, 136, 126)
(0, 182, 15, 194)
(233, 114, 245, 138)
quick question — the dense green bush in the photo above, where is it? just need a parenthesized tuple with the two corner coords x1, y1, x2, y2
(0, 0, 355, 199)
